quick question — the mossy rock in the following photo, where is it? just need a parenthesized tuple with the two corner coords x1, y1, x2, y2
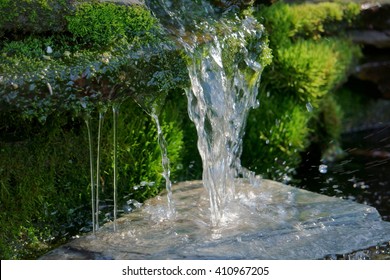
(0, 0, 146, 36)
(0, 0, 74, 35)
(0, 1, 189, 121)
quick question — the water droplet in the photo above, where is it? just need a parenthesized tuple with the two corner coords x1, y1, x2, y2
(319, 164, 328, 174)
(46, 46, 53, 54)
(140, 181, 147, 187)
(306, 102, 313, 112)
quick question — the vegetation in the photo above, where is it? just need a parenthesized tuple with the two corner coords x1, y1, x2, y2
(0, 95, 190, 259)
(0, 0, 71, 35)
(67, 2, 158, 47)
(242, 1, 362, 181)
(0, 0, 365, 258)
(0, 0, 189, 259)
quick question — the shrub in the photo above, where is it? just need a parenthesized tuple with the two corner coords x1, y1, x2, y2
(268, 38, 360, 104)
(242, 1, 362, 180)
(243, 91, 312, 181)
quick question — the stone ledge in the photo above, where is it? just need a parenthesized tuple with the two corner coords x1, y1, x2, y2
(41, 179, 390, 260)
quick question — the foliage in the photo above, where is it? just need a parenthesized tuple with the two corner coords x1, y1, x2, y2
(255, 1, 361, 48)
(0, 0, 71, 34)
(242, 1, 362, 180)
(0, 96, 187, 259)
(96, 97, 186, 203)
(67, 2, 158, 47)
(0, 113, 90, 259)
(0, 34, 188, 121)
(243, 91, 312, 181)
(268, 38, 360, 105)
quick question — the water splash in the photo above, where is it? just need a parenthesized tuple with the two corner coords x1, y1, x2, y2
(149, 0, 269, 226)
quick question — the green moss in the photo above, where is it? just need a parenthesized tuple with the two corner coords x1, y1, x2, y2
(0, 0, 71, 34)
(0, 95, 187, 259)
(0, 33, 188, 121)
(243, 92, 312, 181)
(242, 1, 362, 180)
(268, 38, 360, 104)
(255, 1, 361, 47)
(67, 2, 157, 47)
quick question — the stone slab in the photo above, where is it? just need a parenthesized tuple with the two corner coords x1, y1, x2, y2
(41, 180, 390, 259)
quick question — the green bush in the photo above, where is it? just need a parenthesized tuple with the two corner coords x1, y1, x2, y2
(0, 113, 90, 259)
(255, 1, 360, 47)
(268, 38, 360, 104)
(243, 91, 312, 181)
(242, 1, 361, 180)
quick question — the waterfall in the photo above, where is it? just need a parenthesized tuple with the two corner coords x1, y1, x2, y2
(148, 0, 269, 226)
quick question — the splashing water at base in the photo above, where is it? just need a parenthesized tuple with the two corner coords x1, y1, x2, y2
(149, 0, 270, 226)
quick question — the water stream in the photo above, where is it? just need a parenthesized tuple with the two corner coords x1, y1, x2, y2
(95, 109, 106, 231)
(150, 111, 176, 218)
(112, 104, 119, 231)
(149, 0, 268, 226)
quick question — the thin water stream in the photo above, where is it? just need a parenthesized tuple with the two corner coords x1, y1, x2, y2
(95, 110, 106, 231)
(112, 104, 119, 231)
(85, 117, 96, 233)
(151, 111, 176, 218)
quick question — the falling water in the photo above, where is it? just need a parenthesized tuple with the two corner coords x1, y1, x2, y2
(95, 109, 106, 231)
(85, 116, 96, 233)
(112, 104, 119, 231)
(149, 0, 268, 226)
(150, 111, 175, 218)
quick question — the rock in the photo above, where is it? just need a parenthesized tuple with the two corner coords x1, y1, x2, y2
(354, 61, 390, 99)
(40, 179, 390, 260)
(350, 30, 390, 48)
(349, 3, 390, 48)
(359, 2, 390, 30)
(348, 3, 390, 99)
(0, 0, 189, 119)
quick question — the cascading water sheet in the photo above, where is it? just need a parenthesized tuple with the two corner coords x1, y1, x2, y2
(149, 0, 270, 226)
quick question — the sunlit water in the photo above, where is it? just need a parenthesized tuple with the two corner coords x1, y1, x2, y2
(149, 0, 269, 226)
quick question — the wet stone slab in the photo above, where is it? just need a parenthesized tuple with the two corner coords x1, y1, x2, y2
(41, 180, 390, 260)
